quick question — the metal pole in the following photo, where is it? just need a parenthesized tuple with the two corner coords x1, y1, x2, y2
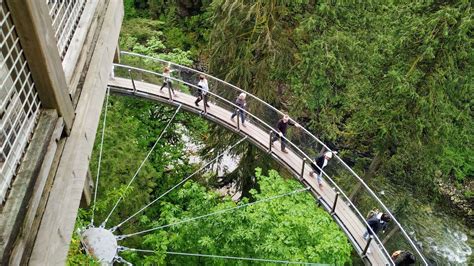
(203, 95, 207, 114)
(168, 85, 173, 101)
(268, 131, 273, 153)
(300, 158, 306, 180)
(236, 109, 240, 131)
(316, 196, 322, 207)
(362, 235, 373, 257)
(331, 191, 340, 214)
(129, 69, 136, 94)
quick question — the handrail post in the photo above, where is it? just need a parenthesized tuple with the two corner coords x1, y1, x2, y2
(129, 69, 136, 94)
(203, 95, 207, 114)
(316, 196, 322, 207)
(236, 110, 240, 131)
(331, 191, 340, 215)
(168, 86, 173, 101)
(268, 131, 273, 153)
(362, 235, 373, 257)
(300, 158, 306, 180)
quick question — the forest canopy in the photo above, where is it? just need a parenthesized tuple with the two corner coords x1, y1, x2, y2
(123, 0, 473, 205)
(69, 0, 472, 264)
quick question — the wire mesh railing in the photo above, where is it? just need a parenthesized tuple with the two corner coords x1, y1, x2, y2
(0, 3, 42, 202)
(46, 0, 87, 60)
(111, 52, 428, 265)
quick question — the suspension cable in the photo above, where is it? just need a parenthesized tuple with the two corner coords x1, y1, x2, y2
(91, 87, 110, 226)
(110, 136, 248, 232)
(119, 247, 320, 265)
(100, 104, 182, 228)
(117, 186, 309, 240)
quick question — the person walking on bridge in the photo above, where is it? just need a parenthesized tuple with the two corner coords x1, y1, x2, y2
(159, 66, 176, 97)
(310, 151, 336, 188)
(363, 212, 391, 240)
(271, 115, 300, 153)
(195, 74, 210, 109)
(231, 93, 247, 127)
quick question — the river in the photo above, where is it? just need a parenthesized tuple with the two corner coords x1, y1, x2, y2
(377, 183, 473, 265)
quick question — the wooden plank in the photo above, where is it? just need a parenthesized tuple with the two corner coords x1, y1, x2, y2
(9, 117, 64, 265)
(29, 1, 124, 265)
(80, 170, 93, 208)
(0, 110, 58, 265)
(62, 0, 100, 87)
(67, 0, 108, 102)
(22, 133, 67, 265)
(6, 0, 75, 133)
(109, 77, 391, 265)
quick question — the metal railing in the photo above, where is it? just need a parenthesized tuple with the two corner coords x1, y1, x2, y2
(0, 3, 42, 202)
(112, 52, 429, 265)
(46, 0, 87, 60)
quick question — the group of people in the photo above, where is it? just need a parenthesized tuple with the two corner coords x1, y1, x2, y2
(159, 66, 247, 120)
(160, 67, 416, 265)
(159, 67, 333, 188)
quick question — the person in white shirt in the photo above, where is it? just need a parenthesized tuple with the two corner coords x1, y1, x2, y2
(309, 151, 335, 187)
(195, 74, 210, 109)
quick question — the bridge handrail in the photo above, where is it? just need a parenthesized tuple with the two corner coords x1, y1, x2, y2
(113, 64, 395, 262)
(114, 54, 428, 265)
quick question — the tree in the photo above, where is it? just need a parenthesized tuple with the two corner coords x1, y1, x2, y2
(124, 168, 352, 265)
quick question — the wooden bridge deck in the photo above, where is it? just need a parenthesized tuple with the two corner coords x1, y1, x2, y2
(108, 77, 391, 265)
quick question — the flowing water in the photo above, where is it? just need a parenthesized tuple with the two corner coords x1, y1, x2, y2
(378, 184, 473, 265)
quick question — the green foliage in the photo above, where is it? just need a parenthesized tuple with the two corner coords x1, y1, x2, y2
(205, 1, 473, 199)
(68, 95, 352, 264)
(123, 0, 473, 206)
(121, 0, 211, 59)
(123, 0, 137, 19)
(208, 0, 304, 104)
(125, 168, 352, 265)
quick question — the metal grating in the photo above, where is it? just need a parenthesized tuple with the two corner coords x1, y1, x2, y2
(47, 0, 87, 60)
(0, 3, 41, 202)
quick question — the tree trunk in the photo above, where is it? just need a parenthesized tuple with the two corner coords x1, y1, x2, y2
(382, 226, 399, 245)
(349, 151, 383, 201)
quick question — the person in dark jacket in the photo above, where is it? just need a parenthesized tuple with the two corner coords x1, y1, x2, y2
(271, 115, 300, 153)
(231, 93, 247, 126)
(310, 151, 335, 187)
(363, 212, 391, 240)
(392, 250, 416, 266)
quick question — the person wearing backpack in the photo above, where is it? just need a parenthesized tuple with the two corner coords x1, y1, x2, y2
(363, 212, 391, 240)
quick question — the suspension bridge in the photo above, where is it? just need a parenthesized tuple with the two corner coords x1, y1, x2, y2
(75, 51, 428, 265)
(0, 0, 427, 263)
